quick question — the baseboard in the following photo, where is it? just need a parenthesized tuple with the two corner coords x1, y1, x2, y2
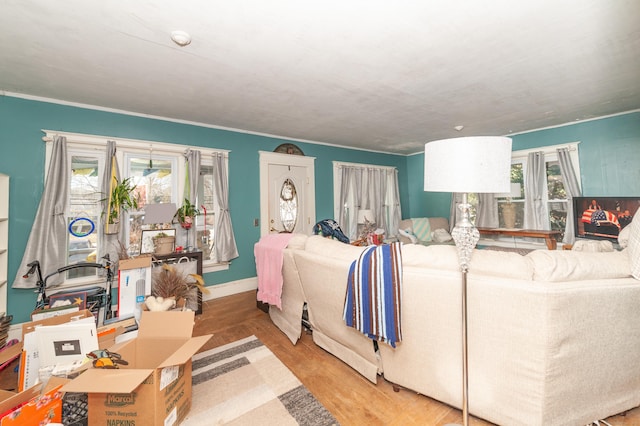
(7, 278, 259, 343)
(201, 277, 258, 301)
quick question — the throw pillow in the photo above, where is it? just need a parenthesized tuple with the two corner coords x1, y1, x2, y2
(618, 225, 630, 249)
(412, 218, 432, 242)
(627, 206, 640, 279)
(432, 228, 453, 243)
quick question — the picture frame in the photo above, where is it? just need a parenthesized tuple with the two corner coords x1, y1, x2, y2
(49, 291, 88, 310)
(140, 229, 176, 254)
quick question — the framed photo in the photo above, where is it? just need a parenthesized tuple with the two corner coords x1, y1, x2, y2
(140, 229, 176, 254)
(49, 291, 88, 310)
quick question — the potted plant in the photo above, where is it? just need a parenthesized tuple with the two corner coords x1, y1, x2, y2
(104, 177, 139, 234)
(174, 198, 200, 229)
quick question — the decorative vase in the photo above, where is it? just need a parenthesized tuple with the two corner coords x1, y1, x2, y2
(502, 203, 516, 229)
(153, 236, 175, 255)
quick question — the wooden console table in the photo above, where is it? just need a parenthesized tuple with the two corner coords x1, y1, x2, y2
(477, 228, 561, 250)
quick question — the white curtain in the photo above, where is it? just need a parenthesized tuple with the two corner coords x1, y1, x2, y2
(212, 152, 238, 262)
(337, 165, 401, 240)
(557, 147, 582, 243)
(184, 149, 201, 250)
(386, 169, 401, 238)
(476, 193, 499, 228)
(524, 151, 550, 230)
(13, 136, 70, 288)
(338, 166, 356, 238)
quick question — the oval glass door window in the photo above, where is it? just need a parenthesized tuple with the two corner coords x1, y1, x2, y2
(279, 178, 298, 232)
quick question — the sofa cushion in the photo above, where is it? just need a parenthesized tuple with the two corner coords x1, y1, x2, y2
(304, 235, 367, 261)
(401, 244, 533, 280)
(286, 233, 308, 250)
(627, 206, 640, 279)
(527, 250, 631, 282)
(572, 239, 614, 252)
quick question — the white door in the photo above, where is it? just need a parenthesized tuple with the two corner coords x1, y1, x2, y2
(259, 152, 315, 236)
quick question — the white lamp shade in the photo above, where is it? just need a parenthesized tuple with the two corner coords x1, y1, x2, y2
(357, 209, 374, 224)
(424, 136, 512, 193)
(497, 182, 522, 198)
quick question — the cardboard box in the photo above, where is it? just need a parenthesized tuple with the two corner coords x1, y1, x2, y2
(62, 311, 211, 426)
(118, 256, 152, 319)
(0, 376, 68, 425)
(19, 310, 98, 391)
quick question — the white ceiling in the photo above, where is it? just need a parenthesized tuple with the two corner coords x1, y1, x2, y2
(1, 1, 639, 155)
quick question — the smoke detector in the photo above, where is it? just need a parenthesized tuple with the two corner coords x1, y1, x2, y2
(170, 30, 192, 47)
(454, 125, 464, 132)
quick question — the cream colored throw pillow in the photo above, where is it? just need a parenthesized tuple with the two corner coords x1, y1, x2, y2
(627, 206, 640, 280)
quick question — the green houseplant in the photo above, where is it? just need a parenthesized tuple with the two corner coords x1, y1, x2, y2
(173, 198, 200, 229)
(104, 177, 139, 234)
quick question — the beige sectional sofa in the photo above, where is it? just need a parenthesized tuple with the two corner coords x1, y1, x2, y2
(268, 232, 640, 425)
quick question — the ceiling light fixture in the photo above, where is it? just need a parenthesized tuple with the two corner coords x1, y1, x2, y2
(170, 30, 192, 47)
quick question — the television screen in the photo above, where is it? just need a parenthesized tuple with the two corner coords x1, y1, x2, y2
(573, 196, 640, 242)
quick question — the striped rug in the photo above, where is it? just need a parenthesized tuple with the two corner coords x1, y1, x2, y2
(182, 335, 339, 425)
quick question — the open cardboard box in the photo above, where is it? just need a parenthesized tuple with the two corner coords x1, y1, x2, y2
(62, 310, 211, 425)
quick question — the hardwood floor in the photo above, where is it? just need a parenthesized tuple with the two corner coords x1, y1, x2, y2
(195, 290, 640, 426)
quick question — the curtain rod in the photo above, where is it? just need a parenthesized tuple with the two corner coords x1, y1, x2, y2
(41, 129, 230, 156)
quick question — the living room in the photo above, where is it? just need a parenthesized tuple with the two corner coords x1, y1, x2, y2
(0, 1, 639, 425)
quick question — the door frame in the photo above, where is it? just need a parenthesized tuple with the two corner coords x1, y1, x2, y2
(259, 151, 316, 237)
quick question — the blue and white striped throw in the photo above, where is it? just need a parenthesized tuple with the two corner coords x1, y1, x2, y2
(343, 242, 403, 348)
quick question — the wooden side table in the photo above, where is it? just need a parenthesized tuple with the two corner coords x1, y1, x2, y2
(477, 228, 561, 250)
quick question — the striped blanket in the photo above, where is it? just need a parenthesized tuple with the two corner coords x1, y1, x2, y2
(343, 242, 403, 348)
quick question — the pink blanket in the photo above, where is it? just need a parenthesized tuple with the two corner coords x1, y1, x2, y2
(254, 233, 295, 309)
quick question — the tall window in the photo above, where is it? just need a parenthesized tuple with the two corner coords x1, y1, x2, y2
(462, 143, 580, 242)
(45, 132, 229, 287)
(332, 161, 401, 241)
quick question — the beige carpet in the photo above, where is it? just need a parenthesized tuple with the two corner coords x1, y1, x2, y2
(183, 336, 338, 425)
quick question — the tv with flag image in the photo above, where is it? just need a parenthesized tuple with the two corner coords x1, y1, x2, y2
(573, 196, 640, 242)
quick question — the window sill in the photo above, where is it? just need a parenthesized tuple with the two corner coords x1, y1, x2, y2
(203, 262, 230, 274)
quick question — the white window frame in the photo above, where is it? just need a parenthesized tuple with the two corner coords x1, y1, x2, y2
(332, 161, 399, 239)
(510, 142, 581, 225)
(43, 130, 230, 288)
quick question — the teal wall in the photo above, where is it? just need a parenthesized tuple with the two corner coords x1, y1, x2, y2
(0, 95, 407, 323)
(406, 111, 640, 217)
(1, 93, 638, 323)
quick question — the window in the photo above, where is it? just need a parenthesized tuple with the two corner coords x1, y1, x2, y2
(462, 143, 580, 242)
(45, 131, 229, 287)
(332, 161, 401, 241)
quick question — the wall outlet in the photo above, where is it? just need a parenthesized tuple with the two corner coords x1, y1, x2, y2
(254, 218, 259, 227)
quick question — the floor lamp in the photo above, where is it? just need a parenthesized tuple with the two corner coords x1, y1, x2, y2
(424, 136, 512, 426)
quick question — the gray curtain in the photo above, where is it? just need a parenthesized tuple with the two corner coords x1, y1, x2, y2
(184, 149, 201, 250)
(212, 152, 238, 262)
(476, 193, 499, 228)
(100, 141, 123, 265)
(557, 147, 582, 243)
(524, 151, 550, 230)
(13, 136, 70, 288)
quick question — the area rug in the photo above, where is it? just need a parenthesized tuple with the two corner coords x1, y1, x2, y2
(182, 335, 339, 425)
